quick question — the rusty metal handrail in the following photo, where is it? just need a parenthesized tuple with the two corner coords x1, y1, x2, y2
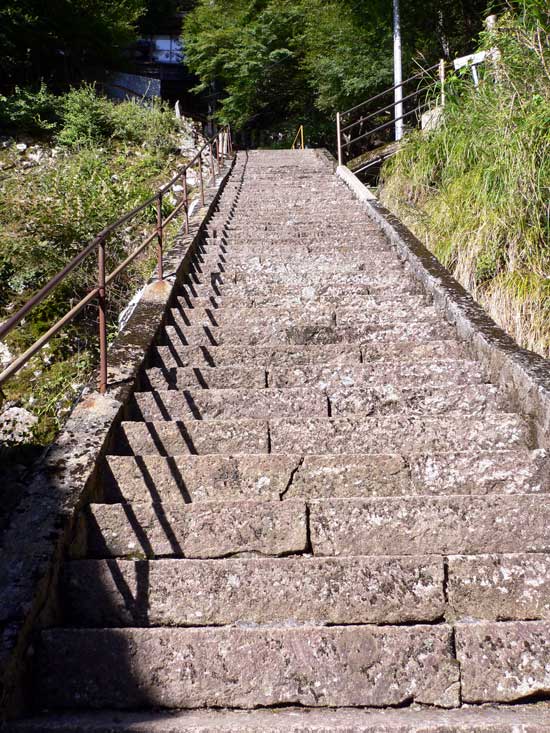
(0, 126, 232, 393)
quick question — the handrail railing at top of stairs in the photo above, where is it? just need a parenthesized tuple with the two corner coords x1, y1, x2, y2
(336, 61, 446, 168)
(0, 126, 233, 394)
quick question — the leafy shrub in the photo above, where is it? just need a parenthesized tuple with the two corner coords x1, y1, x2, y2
(56, 84, 114, 148)
(0, 83, 59, 133)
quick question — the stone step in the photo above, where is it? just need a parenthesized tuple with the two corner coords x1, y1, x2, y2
(11, 706, 550, 732)
(132, 388, 329, 420)
(154, 340, 465, 369)
(76, 499, 307, 559)
(34, 625, 459, 709)
(154, 343, 362, 369)
(267, 361, 487, 388)
(103, 454, 301, 503)
(143, 366, 267, 391)
(103, 449, 550, 504)
(163, 320, 455, 348)
(269, 414, 530, 454)
(132, 384, 503, 420)
(171, 304, 440, 330)
(448, 553, 550, 621)
(456, 620, 550, 703)
(176, 290, 428, 310)
(117, 419, 268, 455)
(310, 495, 550, 556)
(61, 555, 445, 626)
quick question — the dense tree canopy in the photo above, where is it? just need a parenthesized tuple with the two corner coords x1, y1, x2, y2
(0, 0, 146, 89)
(182, 0, 491, 134)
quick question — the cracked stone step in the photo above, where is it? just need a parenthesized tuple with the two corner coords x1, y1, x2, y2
(456, 620, 550, 703)
(132, 388, 328, 420)
(448, 553, 550, 620)
(11, 705, 550, 732)
(117, 419, 268, 455)
(270, 414, 531, 454)
(103, 449, 549, 504)
(309, 496, 550, 556)
(103, 454, 301, 503)
(268, 361, 487, 388)
(75, 499, 307, 559)
(61, 555, 445, 626)
(34, 625, 459, 709)
(154, 343, 362, 369)
(163, 320, 455, 348)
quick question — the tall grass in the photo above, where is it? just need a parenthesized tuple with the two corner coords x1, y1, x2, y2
(380, 4, 550, 356)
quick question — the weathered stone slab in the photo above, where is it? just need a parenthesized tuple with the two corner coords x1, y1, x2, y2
(11, 705, 550, 732)
(269, 361, 486, 389)
(269, 414, 530, 454)
(164, 321, 457, 349)
(143, 366, 266, 390)
(172, 306, 335, 329)
(336, 304, 441, 327)
(79, 500, 307, 558)
(457, 621, 550, 703)
(155, 343, 362, 369)
(118, 419, 268, 455)
(62, 555, 445, 626)
(287, 454, 410, 498)
(309, 496, 550, 556)
(411, 449, 550, 495)
(448, 553, 550, 620)
(104, 455, 300, 502)
(328, 384, 501, 417)
(133, 388, 328, 420)
(36, 625, 459, 709)
(361, 339, 467, 362)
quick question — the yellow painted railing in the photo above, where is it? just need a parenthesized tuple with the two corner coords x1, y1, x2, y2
(291, 125, 305, 150)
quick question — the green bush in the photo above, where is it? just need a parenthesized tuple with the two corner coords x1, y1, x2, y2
(56, 84, 115, 147)
(0, 83, 59, 134)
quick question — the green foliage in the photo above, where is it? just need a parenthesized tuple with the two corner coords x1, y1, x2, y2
(381, 3, 550, 355)
(56, 85, 115, 147)
(182, 0, 489, 136)
(0, 0, 146, 88)
(0, 92, 188, 443)
(0, 84, 59, 134)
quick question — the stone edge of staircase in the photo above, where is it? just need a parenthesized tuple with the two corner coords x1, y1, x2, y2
(0, 160, 235, 720)
(331, 152, 550, 448)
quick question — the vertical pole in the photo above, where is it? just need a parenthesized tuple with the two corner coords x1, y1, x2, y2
(220, 131, 225, 168)
(156, 192, 164, 281)
(216, 134, 221, 173)
(209, 143, 215, 183)
(439, 59, 446, 108)
(300, 125, 304, 150)
(336, 112, 343, 166)
(393, 0, 403, 141)
(228, 127, 233, 156)
(183, 170, 189, 234)
(198, 153, 205, 206)
(97, 236, 107, 394)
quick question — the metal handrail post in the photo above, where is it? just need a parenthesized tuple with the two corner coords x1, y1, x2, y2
(336, 113, 343, 166)
(209, 142, 215, 183)
(439, 58, 446, 107)
(183, 171, 189, 234)
(156, 192, 164, 281)
(300, 125, 304, 149)
(198, 154, 205, 206)
(97, 236, 108, 394)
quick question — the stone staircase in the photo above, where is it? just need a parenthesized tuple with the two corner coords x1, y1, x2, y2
(13, 149, 550, 730)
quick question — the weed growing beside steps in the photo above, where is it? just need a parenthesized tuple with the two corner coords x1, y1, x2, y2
(0, 86, 201, 447)
(380, 3, 550, 357)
